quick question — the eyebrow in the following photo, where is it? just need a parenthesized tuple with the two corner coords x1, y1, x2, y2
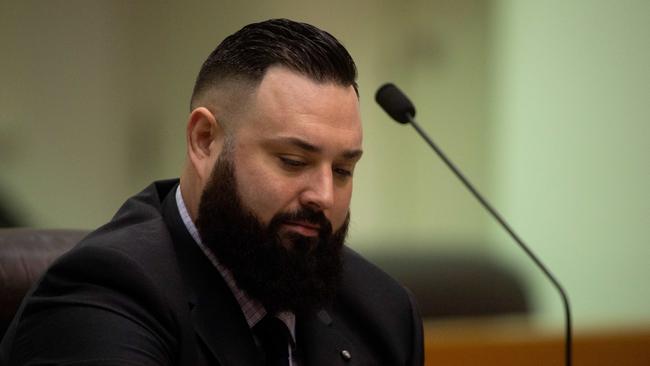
(272, 136, 363, 160)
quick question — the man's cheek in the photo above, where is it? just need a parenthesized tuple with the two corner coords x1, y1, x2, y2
(235, 172, 284, 219)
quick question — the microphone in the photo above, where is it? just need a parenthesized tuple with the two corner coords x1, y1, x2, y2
(376, 83, 573, 366)
(375, 84, 415, 124)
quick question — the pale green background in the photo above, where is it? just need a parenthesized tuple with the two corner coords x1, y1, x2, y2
(1, 0, 648, 332)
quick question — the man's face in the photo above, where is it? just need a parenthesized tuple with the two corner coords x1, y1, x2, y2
(228, 67, 363, 244)
(195, 67, 363, 314)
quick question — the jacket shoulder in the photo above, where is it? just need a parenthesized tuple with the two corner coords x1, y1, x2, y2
(1, 181, 189, 365)
(337, 247, 424, 365)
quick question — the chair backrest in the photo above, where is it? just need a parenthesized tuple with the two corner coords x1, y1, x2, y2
(371, 252, 530, 319)
(0, 228, 88, 338)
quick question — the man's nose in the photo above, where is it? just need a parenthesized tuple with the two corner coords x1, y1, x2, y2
(299, 165, 335, 211)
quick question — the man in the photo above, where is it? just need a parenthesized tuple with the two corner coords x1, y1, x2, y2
(1, 19, 423, 365)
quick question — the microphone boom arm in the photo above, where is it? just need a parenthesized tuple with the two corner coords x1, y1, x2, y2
(406, 114, 573, 366)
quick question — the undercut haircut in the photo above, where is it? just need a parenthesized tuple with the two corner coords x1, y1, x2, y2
(190, 18, 358, 110)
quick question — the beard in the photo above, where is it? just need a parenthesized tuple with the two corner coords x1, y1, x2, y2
(195, 153, 348, 315)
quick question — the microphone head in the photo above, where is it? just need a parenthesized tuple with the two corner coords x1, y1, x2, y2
(375, 83, 416, 124)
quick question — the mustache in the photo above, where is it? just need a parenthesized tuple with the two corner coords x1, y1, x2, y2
(268, 207, 333, 237)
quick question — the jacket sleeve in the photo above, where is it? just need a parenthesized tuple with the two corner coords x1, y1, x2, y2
(3, 245, 179, 366)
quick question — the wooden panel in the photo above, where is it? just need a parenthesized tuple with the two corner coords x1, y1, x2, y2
(424, 318, 650, 366)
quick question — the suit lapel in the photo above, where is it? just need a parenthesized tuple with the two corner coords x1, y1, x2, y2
(161, 186, 262, 366)
(297, 310, 358, 366)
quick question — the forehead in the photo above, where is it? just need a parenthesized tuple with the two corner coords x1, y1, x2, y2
(236, 67, 363, 153)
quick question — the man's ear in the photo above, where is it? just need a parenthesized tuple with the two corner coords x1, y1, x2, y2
(186, 107, 225, 181)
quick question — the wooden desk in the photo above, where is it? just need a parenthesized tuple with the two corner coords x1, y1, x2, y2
(424, 318, 650, 366)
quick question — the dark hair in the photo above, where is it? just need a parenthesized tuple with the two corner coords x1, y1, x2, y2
(190, 18, 357, 109)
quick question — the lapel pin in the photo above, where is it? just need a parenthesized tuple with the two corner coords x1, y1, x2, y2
(340, 349, 351, 361)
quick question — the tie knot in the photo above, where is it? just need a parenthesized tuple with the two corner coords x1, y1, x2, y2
(254, 316, 292, 365)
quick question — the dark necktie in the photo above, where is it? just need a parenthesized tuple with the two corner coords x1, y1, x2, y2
(254, 315, 292, 366)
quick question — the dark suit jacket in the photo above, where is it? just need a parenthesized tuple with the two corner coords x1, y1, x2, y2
(1, 180, 423, 366)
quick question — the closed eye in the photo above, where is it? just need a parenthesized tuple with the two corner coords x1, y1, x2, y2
(334, 167, 353, 178)
(279, 156, 307, 169)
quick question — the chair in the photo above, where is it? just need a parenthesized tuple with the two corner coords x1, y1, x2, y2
(371, 252, 530, 319)
(0, 228, 88, 338)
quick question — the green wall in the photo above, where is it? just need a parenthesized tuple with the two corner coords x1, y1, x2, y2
(488, 0, 650, 330)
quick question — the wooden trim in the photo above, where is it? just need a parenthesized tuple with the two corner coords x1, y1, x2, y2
(424, 319, 650, 366)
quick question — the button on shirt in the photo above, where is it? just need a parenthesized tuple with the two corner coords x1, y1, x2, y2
(175, 187, 298, 365)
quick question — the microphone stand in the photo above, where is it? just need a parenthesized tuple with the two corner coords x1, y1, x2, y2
(406, 114, 572, 366)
